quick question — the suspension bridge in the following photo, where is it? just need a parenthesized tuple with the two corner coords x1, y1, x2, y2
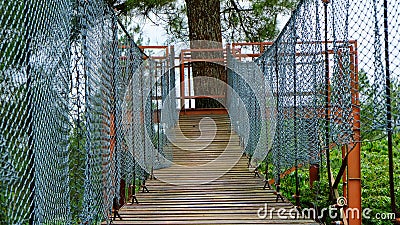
(1, 0, 399, 225)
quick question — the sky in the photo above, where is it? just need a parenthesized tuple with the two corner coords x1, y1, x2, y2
(130, 11, 290, 46)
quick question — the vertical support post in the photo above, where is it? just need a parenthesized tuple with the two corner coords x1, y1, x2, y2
(180, 52, 185, 111)
(322, 0, 333, 201)
(292, 14, 300, 210)
(274, 44, 284, 202)
(132, 96, 138, 204)
(226, 44, 231, 112)
(188, 62, 192, 108)
(139, 61, 148, 190)
(130, 44, 139, 204)
(149, 62, 155, 180)
(383, 0, 397, 218)
(170, 46, 176, 122)
(348, 43, 361, 225)
(263, 158, 271, 189)
(110, 14, 122, 207)
(311, 3, 321, 189)
(309, 165, 319, 189)
(341, 145, 348, 200)
(159, 60, 164, 157)
(149, 62, 154, 180)
(155, 61, 161, 180)
(348, 99, 361, 225)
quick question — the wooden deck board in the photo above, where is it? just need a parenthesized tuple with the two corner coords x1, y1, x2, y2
(110, 114, 318, 225)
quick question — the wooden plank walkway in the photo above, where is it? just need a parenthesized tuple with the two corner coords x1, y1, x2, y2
(113, 114, 318, 225)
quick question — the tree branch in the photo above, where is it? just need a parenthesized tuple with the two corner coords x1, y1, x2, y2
(145, 13, 161, 26)
(229, 0, 252, 41)
(221, 7, 252, 14)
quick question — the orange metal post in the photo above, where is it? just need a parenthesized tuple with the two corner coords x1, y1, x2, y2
(347, 42, 362, 225)
(342, 145, 348, 201)
(188, 62, 192, 108)
(180, 51, 185, 110)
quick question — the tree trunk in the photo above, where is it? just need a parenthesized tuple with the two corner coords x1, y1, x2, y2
(185, 0, 227, 108)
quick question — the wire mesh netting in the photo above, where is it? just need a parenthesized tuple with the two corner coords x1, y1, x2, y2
(255, 0, 325, 182)
(1, 0, 400, 223)
(1, 0, 73, 223)
(114, 38, 143, 203)
(120, 55, 175, 181)
(255, 0, 399, 216)
(226, 50, 276, 168)
(0, 0, 156, 223)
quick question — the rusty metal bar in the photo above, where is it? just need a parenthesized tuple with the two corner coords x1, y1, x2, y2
(383, 0, 397, 217)
(323, 0, 334, 202)
(347, 42, 362, 225)
(180, 51, 185, 109)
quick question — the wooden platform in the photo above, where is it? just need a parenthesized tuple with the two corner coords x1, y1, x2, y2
(112, 114, 318, 225)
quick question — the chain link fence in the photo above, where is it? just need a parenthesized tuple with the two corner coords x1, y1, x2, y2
(256, 0, 399, 217)
(256, 0, 325, 183)
(227, 50, 276, 168)
(0, 0, 148, 223)
(1, 0, 400, 223)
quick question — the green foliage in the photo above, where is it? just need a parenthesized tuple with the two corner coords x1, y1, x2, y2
(361, 134, 400, 225)
(68, 121, 86, 223)
(0, 29, 30, 225)
(359, 70, 384, 141)
(359, 69, 400, 141)
(125, 0, 175, 12)
(70, 0, 82, 42)
(0, 1, 27, 70)
(222, 0, 298, 42)
(115, 0, 298, 43)
(261, 133, 399, 225)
